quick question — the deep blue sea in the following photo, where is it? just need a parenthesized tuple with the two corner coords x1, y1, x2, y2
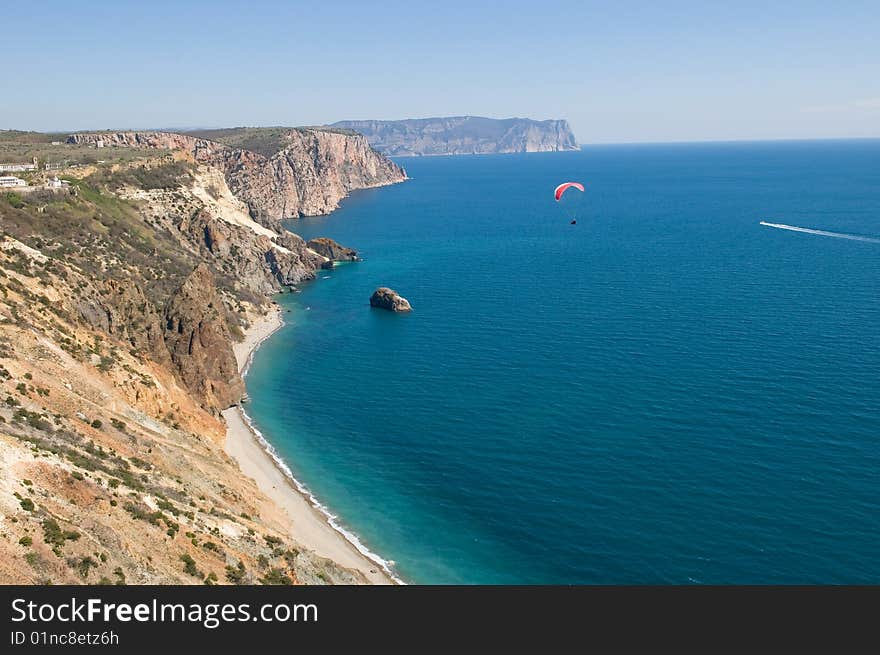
(244, 141, 880, 584)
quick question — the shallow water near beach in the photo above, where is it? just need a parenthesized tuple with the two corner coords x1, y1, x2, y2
(243, 141, 880, 583)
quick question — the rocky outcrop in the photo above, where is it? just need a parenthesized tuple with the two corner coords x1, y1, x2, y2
(163, 264, 244, 410)
(0, 238, 369, 585)
(120, 164, 329, 297)
(370, 287, 412, 312)
(331, 116, 579, 156)
(0, 128, 403, 586)
(75, 279, 171, 367)
(307, 237, 358, 263)
(177, 209, 324, 294)
(56, 146, 360, 410)
(67, 129, 408, 225)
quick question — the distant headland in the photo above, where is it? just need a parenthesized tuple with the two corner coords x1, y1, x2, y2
(329, 116, 579, 156)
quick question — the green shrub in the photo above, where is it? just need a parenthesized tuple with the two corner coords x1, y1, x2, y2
(18, 536, 33, 546)
(19, 497, 35, 512)
(260, 568, 292, 586)
(42, 518, 80, 554)
(18, 410, 52, 432)
(180, 553, 200, 577)
(4, 192, 23, 209)
(73, 556, 97, 579)
(225, 560, 246, 584)
(129, 456, 152, 470)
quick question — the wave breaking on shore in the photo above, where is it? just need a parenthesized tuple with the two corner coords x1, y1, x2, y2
(237, 308, 404, 584)
(236, 404, 404, 584)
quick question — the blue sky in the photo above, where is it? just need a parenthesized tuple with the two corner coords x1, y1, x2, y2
(2, 0, 878, 142)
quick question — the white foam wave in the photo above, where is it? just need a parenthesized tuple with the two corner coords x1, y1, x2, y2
(237, 406, 405, 584)
(240, 311, 404, 584)
(240, 313, 284, 378)
(760, 221, 880, 243)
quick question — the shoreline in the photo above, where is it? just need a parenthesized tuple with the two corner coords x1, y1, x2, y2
(222, 303, 400, 585)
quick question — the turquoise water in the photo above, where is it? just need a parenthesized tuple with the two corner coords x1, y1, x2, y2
(244, 141, 880, 584)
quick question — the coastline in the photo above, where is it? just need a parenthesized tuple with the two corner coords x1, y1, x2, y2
(222, 303, 399, 585)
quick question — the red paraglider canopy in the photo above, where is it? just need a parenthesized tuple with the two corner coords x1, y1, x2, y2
(554, 182, 585, 201)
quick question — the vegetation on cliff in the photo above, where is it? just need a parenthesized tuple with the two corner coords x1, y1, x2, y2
(67, 128, 408, 223)
(0, 127, 399, 584)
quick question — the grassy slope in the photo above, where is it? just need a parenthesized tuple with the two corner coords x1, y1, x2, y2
(0, 163, 199, 308)
(0, 130, 166, 168)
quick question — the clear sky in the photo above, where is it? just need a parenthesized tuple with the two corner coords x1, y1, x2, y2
(2, 0, 878, 143)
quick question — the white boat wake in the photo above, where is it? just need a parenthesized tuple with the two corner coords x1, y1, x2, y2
(760, 221, 880, 243)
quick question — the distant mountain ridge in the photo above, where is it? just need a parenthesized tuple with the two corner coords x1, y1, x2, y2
(330, 116, 579, 156)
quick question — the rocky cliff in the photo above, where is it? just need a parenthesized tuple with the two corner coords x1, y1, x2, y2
(331, 116, 579, 156)
(164, 264, 244, 411)
(0, 233, 363, 584)
(307, 237, 358, 263)
(0, 129, 396, 584)
(67, 128, 407, 224)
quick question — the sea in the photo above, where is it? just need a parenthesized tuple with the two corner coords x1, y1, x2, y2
(242, 140, 880, 584)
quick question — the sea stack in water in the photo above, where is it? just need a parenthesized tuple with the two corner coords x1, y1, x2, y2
(370, 287, 412, 312)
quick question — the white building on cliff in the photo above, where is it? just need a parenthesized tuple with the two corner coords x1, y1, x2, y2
(0, 157, 38, 173)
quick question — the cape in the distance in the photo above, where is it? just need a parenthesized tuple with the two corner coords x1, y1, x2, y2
(329, 116, 579, 156)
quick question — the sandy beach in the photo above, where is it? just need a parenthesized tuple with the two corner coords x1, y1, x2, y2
(222, 304, 396, 585)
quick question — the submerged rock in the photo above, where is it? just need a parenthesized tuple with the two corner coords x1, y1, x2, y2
(370, 287, 412, 312)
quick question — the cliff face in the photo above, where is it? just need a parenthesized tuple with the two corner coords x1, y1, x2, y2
(0, 235, 363, 585)
(331, 116, 579, 156)
(306, 237, 358, 262)
(164, 264, 244, 411)
(67, 129, 407, 224)
(129, 165, 327, 296)
(231, 129, 407, 222)
(0, 127, 390, 585)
